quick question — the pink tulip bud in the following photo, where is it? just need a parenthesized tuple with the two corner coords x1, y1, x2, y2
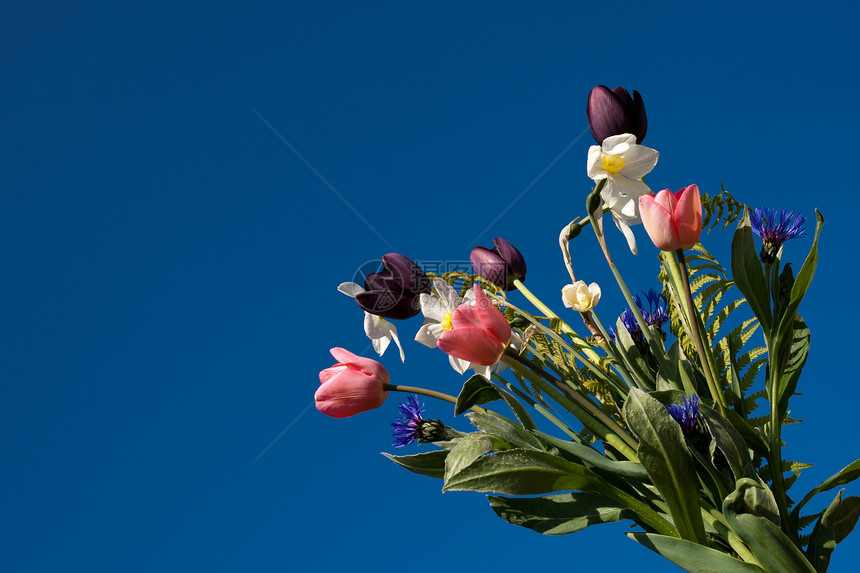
(437, 285, 512, 366)
(315, 348, 389, 418)
(638, 184, 703, 251)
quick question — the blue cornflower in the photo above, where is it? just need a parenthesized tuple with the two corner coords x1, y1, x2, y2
(750, 208, 806, 264)
(639, 289, 669, 328)
(391, 395, 445, 447)
(666, 395, 700, 436)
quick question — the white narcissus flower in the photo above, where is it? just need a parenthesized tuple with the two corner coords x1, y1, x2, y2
(561, 281, 601, 312)
(338, 282, 405, 362)
(586, 133, 659, 255)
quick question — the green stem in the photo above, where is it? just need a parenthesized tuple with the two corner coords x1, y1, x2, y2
(586, 205, 669, 368)
(767, 364, 792, 535)
(491, 373, 581, 441)
(504, 351, 639, 458)
(675, 250, 728, 416)
(382, 384, 487, 414)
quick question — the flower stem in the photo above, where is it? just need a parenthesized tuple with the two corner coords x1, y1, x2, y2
(586, 205, 669, 367)
(674, 250, 727, 416)
(504, 351, 639, 458)
(382, 384, 487, 414)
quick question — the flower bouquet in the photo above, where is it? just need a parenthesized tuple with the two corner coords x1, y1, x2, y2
(314, 85, 858, 572)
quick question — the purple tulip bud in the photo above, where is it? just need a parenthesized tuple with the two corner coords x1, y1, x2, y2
(470, 237, 527, 291)
(586, 85, 648, 144)
(354, 253, 431, 320)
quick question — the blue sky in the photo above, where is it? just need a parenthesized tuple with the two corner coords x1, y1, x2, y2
(2, 2, 859, 571)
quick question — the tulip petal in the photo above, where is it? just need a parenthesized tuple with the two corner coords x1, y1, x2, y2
(472, 286, 512, 345)
(470, 246, 507, 286)
(329, 347, 390, 383)
(437, 326, 506, 366)
(314, 372, 387, 418)
(653, 188, 678, 213)
(631, 89, 648, 143)
(319, 364, 347, 385)
(673, 184, 703, 249)
(493, 237, 527, 281)
(639, 195, 680, 251)
(382, 253, 430, 295)
(587, 85, 631, 143)
(355, 290, 419, 320)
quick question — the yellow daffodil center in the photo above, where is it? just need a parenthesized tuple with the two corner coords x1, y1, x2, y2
(441, 312, 453, 331)
(601, 154, 625, 174)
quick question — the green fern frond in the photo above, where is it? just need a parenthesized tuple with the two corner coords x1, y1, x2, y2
(701, 183, 746, 232)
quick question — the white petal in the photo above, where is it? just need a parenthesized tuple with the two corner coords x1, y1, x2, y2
(472, 365, 493, 380)
(337, 282, 364, 298)
(419, 293, 446, 321)
(612, 212, 639, 256)
(364, 312, 393, 338)
(371, 331, 391, 356)
(561, 284, 575, 308)
(619, 145, 659, 180)
(601, 134, 637, 154)
(433, 278, 461, 312)
(449, 355, 470, 375)
(588, 283, 602, 307)
(586, 145, 607, 179)
(415, 322, 443, 348)
(389, 325, 405, 363)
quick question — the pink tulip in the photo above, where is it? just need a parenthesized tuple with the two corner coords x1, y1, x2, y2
(315, 348, 389, 418)
(639, 184, 703, 251)
(437, 285, 512, 366)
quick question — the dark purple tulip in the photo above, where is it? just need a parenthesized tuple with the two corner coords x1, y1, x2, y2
(586, 85, 648, 144)
(470, 237, 527, 291)
(354, 253, 431, 320)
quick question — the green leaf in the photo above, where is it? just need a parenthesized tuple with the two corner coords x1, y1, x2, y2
(833, 496, 860, 544)
(627, 532, 765, 572)
(624, 388, 707, 544)
(534, 430, 648, 480)
(700, 403, 750, 483)
(442, 448, 600, 495)
(614, 316, 653, 389)
(772, 210, 823, 375)
(382, 449, 449, 479)
(806, 490, 841, 572)
(726, 409, 770, 457)
(492, 382, 537, 430)
(443, 448, 677, 536)
(731, 209, 772, 334)
(455, 375, 501, 415)
(724, 479, 816, 573)
(466, 411, 544, 450)
(488, 492, 632, 535)
(776, 316, 810, 418)
(444, 433, 495, 482)
(793, 460, 860, 518)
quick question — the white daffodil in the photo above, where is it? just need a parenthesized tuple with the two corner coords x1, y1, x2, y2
(587, 133, 659, 255)
(338, 282, 405, 362)
(561, 281, 601, 312)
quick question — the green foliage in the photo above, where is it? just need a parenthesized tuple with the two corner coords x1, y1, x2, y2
(700, 183, 746, 233)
